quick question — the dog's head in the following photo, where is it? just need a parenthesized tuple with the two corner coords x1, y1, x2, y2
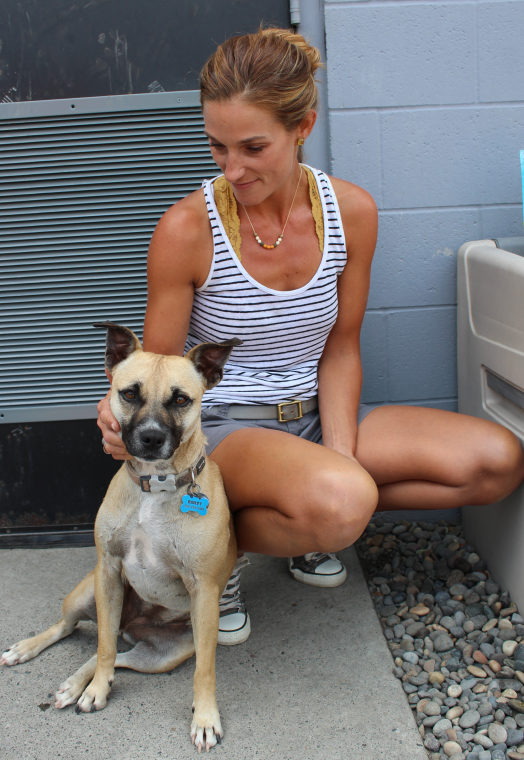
(94, 322, 240, 462)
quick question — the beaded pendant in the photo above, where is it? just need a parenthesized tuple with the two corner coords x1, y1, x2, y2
(242, 167, 303, 252)
(254, 233, 283, 250)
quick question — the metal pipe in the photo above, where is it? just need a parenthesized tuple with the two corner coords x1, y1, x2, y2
(289, 0, 301, 27)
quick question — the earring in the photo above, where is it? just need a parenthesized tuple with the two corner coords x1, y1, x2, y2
(297, 138, 305, 147)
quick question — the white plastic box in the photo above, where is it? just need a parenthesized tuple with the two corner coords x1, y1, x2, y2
(458, 238, 524, 610)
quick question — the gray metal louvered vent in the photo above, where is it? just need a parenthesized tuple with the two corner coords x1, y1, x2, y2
(0, 91, 218, 423)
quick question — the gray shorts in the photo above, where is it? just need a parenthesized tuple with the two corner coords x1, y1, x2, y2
(201, 402, 377, 455)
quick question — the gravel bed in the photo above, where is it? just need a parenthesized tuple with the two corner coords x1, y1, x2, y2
(356, 515, 524, 760)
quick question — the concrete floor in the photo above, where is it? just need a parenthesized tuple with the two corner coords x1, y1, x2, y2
(0, 545, 427, 760)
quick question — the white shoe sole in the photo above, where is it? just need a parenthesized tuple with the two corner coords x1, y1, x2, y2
(289, 565, 348, 588)
(217, 615, 251, 646)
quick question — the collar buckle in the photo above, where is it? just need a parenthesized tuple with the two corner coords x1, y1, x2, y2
(140, 473, 178, 494)
(128, 451, 207, 494)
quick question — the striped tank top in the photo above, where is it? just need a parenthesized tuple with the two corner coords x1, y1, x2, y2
(185, 165, 347, 407)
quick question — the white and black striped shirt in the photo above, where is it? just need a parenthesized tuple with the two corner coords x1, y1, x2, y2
(186, 165, 347, 406)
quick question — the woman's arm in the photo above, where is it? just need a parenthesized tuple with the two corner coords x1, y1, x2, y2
(97, 191, 212, 458)
(143, 193, 211, 354)
(317, 179, 378, 459)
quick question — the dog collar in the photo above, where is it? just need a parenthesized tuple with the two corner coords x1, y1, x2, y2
(125, 451, 206, 494)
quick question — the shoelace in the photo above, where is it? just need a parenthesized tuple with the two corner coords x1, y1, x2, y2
(303, 552, 337, 563)
(219, 555, 250, 614)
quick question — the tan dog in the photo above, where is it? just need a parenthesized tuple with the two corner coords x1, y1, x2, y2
(1, 323, 240, 752)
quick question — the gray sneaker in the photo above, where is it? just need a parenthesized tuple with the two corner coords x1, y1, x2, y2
(218, 555, 251, 646)
(288, 553, 348, 588)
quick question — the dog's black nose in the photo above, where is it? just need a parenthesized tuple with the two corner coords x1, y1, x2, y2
(139, 428, 166, 450)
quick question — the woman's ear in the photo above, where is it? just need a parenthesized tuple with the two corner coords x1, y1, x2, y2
(298, 110, 317, 142)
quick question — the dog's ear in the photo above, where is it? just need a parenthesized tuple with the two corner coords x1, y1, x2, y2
(186, 338, 242, 389)
(93, 322, 142, 372)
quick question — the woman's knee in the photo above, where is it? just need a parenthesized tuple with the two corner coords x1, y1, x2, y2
(468, 425, 524, 504)
(300, 464, 378, 552)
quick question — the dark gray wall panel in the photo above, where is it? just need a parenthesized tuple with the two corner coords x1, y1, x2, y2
(0, 0, 290, 102)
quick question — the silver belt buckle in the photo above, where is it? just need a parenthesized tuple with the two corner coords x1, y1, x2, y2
(277, 400, 303, 423)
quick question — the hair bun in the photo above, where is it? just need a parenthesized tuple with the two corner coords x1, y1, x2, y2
(260, 27, 323, 74)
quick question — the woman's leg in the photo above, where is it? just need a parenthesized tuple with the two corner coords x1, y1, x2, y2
(355, 406, 524, 511)
(211, 406, 524, 554)
(210, 427, 378, 556)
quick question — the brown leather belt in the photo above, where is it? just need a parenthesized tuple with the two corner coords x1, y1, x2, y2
(226, 397, 318, 423)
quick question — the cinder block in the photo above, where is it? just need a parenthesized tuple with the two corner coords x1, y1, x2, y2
(381, 106, 524, 208)
(360, 311, 388, 403)
(387, 307, 457, 401)
(479, 2, 524, 103)
(480, 206, 524, 240)
(330, 110, 382, 204)
(368, 208, 481, 309)
(325, 3, 476, 109)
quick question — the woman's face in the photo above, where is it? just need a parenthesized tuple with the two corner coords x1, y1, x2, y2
(203, 96, 309, 206)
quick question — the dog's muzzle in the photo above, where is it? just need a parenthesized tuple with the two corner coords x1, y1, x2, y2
(124, 418, 180, 461)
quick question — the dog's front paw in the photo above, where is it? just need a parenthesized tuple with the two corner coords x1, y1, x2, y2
(191, 707, 223, 753)
(74, 678, 112, 713)
(55, 676, 86, 709)
(1, 645, 24, 666)
(1, 638, 38, 665)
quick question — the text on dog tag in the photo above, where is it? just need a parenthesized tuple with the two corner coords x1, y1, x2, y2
(181, 493, 209, 516)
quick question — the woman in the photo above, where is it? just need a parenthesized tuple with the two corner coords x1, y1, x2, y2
(98, 28, 524, 646)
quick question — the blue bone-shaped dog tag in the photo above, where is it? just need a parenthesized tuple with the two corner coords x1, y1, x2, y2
(181, 493, 209, 516)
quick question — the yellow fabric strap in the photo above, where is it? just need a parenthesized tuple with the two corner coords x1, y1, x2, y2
(213, 167, 324, 261)
(213, 175, 243, 258)
(305, 167, 325, 254)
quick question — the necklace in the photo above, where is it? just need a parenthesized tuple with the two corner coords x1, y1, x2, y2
(241, 167, 303, 250)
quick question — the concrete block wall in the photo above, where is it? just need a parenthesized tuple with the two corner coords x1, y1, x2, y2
(324, 0, 524, 409)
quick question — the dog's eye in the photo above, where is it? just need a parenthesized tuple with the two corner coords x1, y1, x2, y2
(173, 393, 190, 407)
(120, 388, 137, 401)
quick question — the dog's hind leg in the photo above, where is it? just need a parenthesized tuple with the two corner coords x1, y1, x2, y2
(1, 571, 96, 667)
(117, 622, 195, 673)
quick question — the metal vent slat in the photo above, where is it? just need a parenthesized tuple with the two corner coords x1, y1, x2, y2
(0, 91, 216, 423)
(2, 142, 211, 161)
(2, 298, 145, 312)
(3, 159, 212, 180)
(1, 195, 191, 214)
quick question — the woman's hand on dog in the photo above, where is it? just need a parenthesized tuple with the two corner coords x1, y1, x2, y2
(97, 391, 131, 460)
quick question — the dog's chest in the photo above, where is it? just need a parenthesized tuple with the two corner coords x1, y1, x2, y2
(121, 498, 192, 611)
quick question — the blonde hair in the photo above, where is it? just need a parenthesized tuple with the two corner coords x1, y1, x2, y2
(200, 27, 322, 130)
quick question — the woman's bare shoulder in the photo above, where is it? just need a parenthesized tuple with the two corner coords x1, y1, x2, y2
(148, 187, 212, 287)
(328, 176, 377, 221)
(154, 187, 210, 242)
(328, 176, 378, 261)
